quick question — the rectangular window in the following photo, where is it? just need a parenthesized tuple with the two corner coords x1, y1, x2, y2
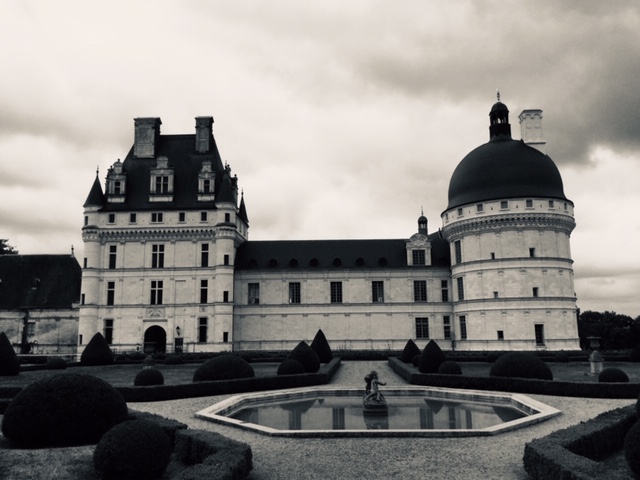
(223, 291, 229, 303)
(533, 287, 539, 297)
(330, 282, 343, 303)
(108, 245, 117, 269)
(454, 240, 462, 264)
(490, 252, 496, 259)
(500, 200, 508, 209)
(412, 249, 426, 265)
(372, 281, 384, 303)
(130, 213, 137, 223)
(476, 203, 484, 213)
(151, 244, 165, 268)
(201, 244, 209, 267)
(457, 207, 463, 216)
(493, 291, 499, 298)
(497, 330, 504, 340)
(155, 175, 170, 194)
(198, 317, 208, 343)
(248, 283, 260, 304)
(456, 277, 464, 301)
(151, 212, 163, 223)
(84, 215, 88, 226)
(529, 247, 536, 257)
(78, 334, 83, 345)
(27, 321, 36, 336)
(415, 317, 429, 339)
(108, 213, 115, 224)
(150, 280, 163, 305)
(179, 212, 186, 222)
(526, 199, 533, 208)
(200, 279, 208, 304)
(200, 211, 207, 222)
(443, 315, 451, 340)
(203, 179, 211, 193)
(534, 324, 545, 346)
(104, 319, 114, 345)
(83, 257, 88, 268)
(441, 280, 449, 302)
(548, 200, 555, 208)
(459, 315, 467, 340)
(81, 293, 85, 305)
(289, 282, 301, 304)
(223, 331, 229, 343)
(106, 281, 115, 306)
(225, 213, 231, 223)
(413, 280, 427, 302)
(224, 254, 230, 266)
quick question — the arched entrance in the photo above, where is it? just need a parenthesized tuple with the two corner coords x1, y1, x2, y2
(143, 326, 167, 353)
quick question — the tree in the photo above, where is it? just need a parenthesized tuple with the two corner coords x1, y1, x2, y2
(0, 239, 18, 255)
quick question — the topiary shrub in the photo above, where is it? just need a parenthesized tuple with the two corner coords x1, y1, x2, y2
(80, 332, 114, 366)
(438, 360, 462, 375)
(554, 351, 570, 363)
(277, 358, 305, 375)
(418, 340, 447, 374)
(2, 373, 128, 447)
(486, 352, 502, 363)
(400, 339, 421, 363)
(94, 419, 172, 480)
(0, 331, 19, 376)
(489, 352, 553, 380)
(287, 341, 320, 373)
(637, 393, 640, 420)
(630, 343, 640, 363)
(164, 353, 183, 365)
(193, 355, 255, 382)
(310, 329, 333, 363)
(46, 356, 67, 370)
(625, 420, 640, 477)
(134, 367, 164, 386)
(598, 367, 629, 383)
(412, 354, 420, 367)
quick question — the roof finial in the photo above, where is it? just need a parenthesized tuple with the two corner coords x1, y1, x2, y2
(71, 245, 75, 257)
(421, 206, 424, 216)
(496, 88, 500, 102)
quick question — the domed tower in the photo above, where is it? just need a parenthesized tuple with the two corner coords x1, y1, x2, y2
(441, 97, 579, 351)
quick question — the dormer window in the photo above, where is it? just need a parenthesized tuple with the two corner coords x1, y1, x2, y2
(106, 159, 126, 203)
(149, 156, 174, 202)
(198, 160, 216, 201)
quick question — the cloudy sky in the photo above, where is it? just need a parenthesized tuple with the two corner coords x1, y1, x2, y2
(1, 1, 639, 316)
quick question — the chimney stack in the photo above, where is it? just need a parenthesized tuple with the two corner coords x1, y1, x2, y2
(195, 116, 214, 153)
(134, 117, 162, 158)
(518, 110, 546, 153)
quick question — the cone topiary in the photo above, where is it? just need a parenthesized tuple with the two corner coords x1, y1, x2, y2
(287, 341, 320, 373)
(400, 339, 421, 363)
(2, 373, 128, 447)
(94, 419, 172, 480)
(0, 331, 19, 376)
(134, 367, 164, 386)
(598, 367, 629, 383)
(193, 355, 255, 382)
(489, 352, 553, 380)
(310, 329, 333, 363)
(438, 360, 462, 375)
(418, 340, 447, 374)
(277, 358, 305, 375)
(80, 332, 114, 366)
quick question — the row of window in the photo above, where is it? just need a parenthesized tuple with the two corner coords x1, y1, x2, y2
(102, 280, 230, 306)
(451, 199, 569, 219)
(101, 318, 228, 345)
(454, 277, 540, 301)
(84, 211, 233, 226)
(453, 240, 540, 265)
(414, 316, 545, 346)
(97, 244, 229, 270)
(247, 280, 450, 305)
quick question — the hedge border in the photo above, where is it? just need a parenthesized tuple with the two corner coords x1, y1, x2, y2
(523, 405, 636, 480)
(389, 357, 640, 398)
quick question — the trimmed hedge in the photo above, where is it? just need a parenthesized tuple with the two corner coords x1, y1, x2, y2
(523, 405, 636, 479)
(193, 355, 255, 382)
(2, 373, 128, 447)
(400, 339, 421, 364)
(598, 367, 629, 383)
(94, 419, 172, 480)
(81, 332, 114, 366)
(134, 367, 165, 386)
(165, 354, 184, 365)
(625, 421, 640, 477)
(0, 331, 19, 376)
(388, 357, 640, 398)
(310, 329, 333, 363)
(288, 341, 320, 373)
(418, 340, 447, 374)
(490, 352, 553, 380)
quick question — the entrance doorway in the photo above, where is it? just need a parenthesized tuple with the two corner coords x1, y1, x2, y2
(143, 326, 167, 353)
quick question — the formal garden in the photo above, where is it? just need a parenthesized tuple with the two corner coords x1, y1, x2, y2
(1, 329, 640, 479)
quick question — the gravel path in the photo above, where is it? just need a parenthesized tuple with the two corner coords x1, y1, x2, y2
(132, 361, 633, 480)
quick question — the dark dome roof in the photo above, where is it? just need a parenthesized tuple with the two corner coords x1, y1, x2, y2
(490, 101, 508, 113)
(446, 138, 569, 210)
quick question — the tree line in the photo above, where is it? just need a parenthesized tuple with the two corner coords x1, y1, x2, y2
(578, 310, 640, 351)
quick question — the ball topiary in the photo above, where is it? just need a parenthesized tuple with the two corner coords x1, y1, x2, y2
(0, 331, 19, 376)
(287, 341, 320, 373)
(193, 355, 255, 382)
(164, 353, 183, 365)
(2, 373, 128, 447)
(94, 419, 172, 480)
(438, 360, 462, 375)
(489, 352, 553, 380)
(46, 356, 67, 370)
(625, 420, 640, 477)
(310, 329, 333, 363)
(80, 332, 114, 366)
(277, 358, 305, 375)
(418, 340, 447, 374)
(134, 367, 164, 386)
(598, 367, 629, 383)
(486, 352, 502, 364)
(400, 339, 421, 364)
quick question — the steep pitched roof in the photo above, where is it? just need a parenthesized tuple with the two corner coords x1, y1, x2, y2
(238, 195, 249, 224)
(0, 255, 82, 309)
(83, 174, 105, 207)
(235, 232, 450, 270)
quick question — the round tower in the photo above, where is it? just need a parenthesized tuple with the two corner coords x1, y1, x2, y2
(441, 98, 579, 351)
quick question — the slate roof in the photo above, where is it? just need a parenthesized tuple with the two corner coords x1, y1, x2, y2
(235, 232, 450, 270)
(0, 255, 82, 309)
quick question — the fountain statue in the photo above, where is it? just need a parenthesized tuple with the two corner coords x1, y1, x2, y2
(363, 370, 388, 414)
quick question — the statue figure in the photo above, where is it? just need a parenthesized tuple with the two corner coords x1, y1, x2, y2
(364, 370, 386, 402)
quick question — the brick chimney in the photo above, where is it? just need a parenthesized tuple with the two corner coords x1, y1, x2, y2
(134, 117, 162, 158)
(518, 110, 546, 154)
(195, 116, 214, 153)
